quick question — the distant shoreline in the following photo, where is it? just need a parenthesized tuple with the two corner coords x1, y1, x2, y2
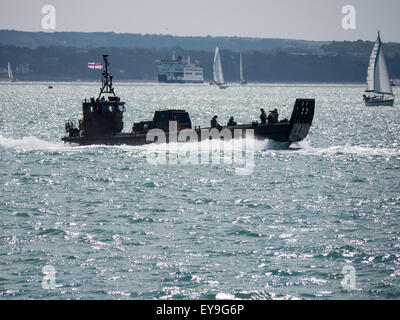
(2, 34, 400, 82)
(0, 79, 366, 85)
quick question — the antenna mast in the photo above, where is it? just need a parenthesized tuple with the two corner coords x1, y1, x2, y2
(98, 54, 115, 100)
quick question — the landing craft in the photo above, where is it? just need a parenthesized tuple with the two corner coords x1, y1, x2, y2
(62, 55, 315, 146)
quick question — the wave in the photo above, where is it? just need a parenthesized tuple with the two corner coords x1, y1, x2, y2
(0, 135, 68, 151)
(296, 144, 400, 157)
(0, 135, 271, 153)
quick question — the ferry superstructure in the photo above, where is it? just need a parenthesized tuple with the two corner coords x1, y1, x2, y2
(156, 54, 203, 83)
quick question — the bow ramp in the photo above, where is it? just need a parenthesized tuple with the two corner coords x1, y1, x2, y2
(288, 99, 315, 142)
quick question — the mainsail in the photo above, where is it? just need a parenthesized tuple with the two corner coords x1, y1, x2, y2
(366, 32, 393, 95)
(240, 52, 244, 83)
(213, 44, 224, 84)
(8, 61, 14, 81)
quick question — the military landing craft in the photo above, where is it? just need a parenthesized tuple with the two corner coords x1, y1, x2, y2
(62, 55, 315, 146)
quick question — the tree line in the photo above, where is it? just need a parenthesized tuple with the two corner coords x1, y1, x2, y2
(1, 42, 400, 82)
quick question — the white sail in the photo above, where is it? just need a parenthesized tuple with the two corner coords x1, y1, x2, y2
(366, 32, 393, 95)
(213, 44, 224, 84)
(8, 61, 14, 81)
(240, 52, 244, 82)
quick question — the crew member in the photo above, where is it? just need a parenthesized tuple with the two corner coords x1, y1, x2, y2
(260, 109, 267, 124)
(268, 108, 279, 124)
(227, 116, 237, 126)
(210, 115, 218, 128)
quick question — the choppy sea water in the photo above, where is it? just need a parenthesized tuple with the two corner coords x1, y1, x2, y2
(0, 82, 399, 300)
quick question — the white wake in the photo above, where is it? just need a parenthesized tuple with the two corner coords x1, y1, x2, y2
(2, 135, 397, 158)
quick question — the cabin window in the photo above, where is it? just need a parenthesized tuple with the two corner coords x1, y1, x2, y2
(174, 114, 191, 125)
(84, 105, 94, 112)
(117, 105, 125, 112)
(153, 112, 169, 122)
(101, 105, 113, 112)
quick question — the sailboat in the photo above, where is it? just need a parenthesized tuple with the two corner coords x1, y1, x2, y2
(239, 52, 247, 85)
(363, 32, 394, 106)
(8, 61, 16, 82)
(213, 44, 228, 89)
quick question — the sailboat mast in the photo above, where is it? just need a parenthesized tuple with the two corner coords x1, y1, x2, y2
(8, 61, 13, 81)
(372, 32, 392, 96)
(213, 44, 218, 83)
(240, 53, 243, 82)
(213, 44, 224, 84)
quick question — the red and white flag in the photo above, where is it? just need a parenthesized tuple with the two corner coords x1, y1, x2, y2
(88, 62, 103, 70)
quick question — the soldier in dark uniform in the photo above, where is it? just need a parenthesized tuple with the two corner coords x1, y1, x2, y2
(227, 116, 237, 126)
(260, 109, 267, 124)
(210, 115, 218, 128)
(268, 108, 279, 124)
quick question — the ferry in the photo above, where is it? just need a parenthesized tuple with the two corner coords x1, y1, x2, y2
(156, 54, 203, 83)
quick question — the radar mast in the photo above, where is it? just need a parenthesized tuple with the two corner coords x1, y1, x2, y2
(98, 54, 116, 100)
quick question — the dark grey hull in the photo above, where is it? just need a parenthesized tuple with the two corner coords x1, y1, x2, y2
(62, 99, 315, 146)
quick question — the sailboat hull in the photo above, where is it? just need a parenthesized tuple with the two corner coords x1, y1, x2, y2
(364, 98, 394, 106)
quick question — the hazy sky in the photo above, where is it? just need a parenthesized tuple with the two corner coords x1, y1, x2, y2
(1, 0, 400, 42)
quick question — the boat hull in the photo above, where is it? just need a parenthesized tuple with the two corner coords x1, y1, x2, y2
(364, 98, 394, 106)
(158, 79, 204, 84)
(62, 99, 315, 146)
(216, 83, 228, 89)
(62, 123, 294, 146)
